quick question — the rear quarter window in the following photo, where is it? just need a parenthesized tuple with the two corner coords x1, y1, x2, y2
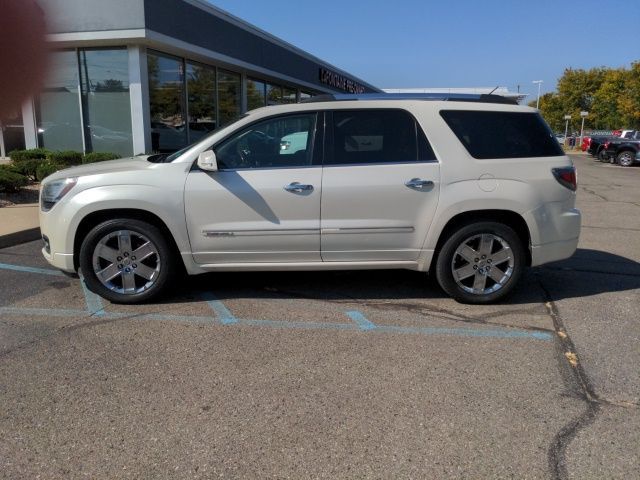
(440, 110, 564, 159)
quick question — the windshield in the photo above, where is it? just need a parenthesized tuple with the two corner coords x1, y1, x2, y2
(156, 114, 250, 163)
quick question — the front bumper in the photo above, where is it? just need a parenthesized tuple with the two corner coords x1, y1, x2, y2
(39, 205, 76, 273)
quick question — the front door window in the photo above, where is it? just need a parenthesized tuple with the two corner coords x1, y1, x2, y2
(215, 113, 317, 170)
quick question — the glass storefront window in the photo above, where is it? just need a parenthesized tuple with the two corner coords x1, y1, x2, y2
(148, 51, 187, 153)
(247, 78, 266, 111)
(266, 83, 283, 105)
(1, 106, 25, 157)
(186, 62, 216, 143)
(79, 49, 133, 156)
(218, 70, 241, 127)
(282, 87, 297, 104)
(37, 50, 84, 152)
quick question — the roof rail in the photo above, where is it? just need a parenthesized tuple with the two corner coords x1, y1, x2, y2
(301, 92, 519, 105)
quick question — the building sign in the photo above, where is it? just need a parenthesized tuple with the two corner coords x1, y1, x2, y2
(319, 68, 366, 94)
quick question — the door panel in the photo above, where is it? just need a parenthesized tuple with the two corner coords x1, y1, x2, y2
(320, 109, 440, 262)
(185, 168, 322, 264)
(184, 112, 322, 264)
(320, 163, 440, 261)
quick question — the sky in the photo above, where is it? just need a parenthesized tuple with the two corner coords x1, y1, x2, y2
(208, 0, 640, 98)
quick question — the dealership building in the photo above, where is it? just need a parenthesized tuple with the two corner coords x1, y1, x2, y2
(0, 0, 379, 158)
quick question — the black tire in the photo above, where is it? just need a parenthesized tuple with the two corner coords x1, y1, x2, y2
(616, 150, 634, 167)
(597, 149, 609, 162)
(79, 218, 176, 304)
(434, 222, 525, 304)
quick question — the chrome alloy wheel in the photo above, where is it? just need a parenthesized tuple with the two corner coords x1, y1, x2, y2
(91, 230, 161, 295)
(451, 233, 515, 295)
(618, 151, 634, 167)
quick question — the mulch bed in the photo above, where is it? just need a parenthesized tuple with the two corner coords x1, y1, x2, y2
(0, 184, 40, 207)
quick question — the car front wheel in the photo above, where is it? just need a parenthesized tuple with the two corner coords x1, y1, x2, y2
(79, 218, 175, 304)
(616, 150, 635, 167)
(435, 222, 525, 304)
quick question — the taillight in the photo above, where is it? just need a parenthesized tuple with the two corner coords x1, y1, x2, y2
(604, 141, 610, 149)
(552, 166, 577, 191)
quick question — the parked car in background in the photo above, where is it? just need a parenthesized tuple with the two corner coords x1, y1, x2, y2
(581, 136, 591, 151)
(602, 131, 640, 166)
(588, 130, 636, 161)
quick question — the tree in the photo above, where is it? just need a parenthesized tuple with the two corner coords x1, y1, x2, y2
(591, 68, 626, 129)
(530, 93, 565, 131)
(617, 61, 640, 129)
(534, 62, 639, 131)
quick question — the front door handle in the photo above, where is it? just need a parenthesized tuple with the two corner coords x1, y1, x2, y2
(405, 178, 434, 189)
(284, 182, 314, 193)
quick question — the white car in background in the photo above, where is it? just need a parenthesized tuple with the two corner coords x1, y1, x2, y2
(39, 93, 581, 304)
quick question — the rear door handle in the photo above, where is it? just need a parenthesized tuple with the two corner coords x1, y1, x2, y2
(405, 178, 434, 189)
(284, 182, 314, 193)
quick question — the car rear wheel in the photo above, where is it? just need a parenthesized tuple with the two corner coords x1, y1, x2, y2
(597, 149, 609, 162)
(79, 219, 175, 304)
(617, 150, 634, 167)
(435, 222, 525, 304)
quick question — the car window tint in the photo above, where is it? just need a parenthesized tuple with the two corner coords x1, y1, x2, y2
(327, 109, 434, 165)
(440, 110, 564, 159)
(215, 113, 316, 169)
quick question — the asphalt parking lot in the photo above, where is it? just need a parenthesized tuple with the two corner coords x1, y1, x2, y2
(1, 154, 638, 479)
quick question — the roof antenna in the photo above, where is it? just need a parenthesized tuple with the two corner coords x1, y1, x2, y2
(488, 86, 500, 95)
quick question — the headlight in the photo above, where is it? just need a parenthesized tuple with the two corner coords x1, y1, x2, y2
(41, 177, 77, 211)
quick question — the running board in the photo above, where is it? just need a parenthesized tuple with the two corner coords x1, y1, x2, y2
(196, 260, 421, 272)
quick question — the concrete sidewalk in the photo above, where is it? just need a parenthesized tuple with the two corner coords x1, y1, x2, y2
(0, 203, 40, 249)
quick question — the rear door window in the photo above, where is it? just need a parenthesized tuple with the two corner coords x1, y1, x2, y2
(326, 109, 436, 165)
(440, 110, 564, 159)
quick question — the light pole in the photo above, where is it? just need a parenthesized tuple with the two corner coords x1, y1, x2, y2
(532, 80, 543, 109)
(564, 115, 571, 148)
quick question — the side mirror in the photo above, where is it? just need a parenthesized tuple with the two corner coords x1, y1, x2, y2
(197, 150, 218, 171)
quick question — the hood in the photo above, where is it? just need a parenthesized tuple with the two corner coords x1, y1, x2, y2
(44, 155, 154, 182)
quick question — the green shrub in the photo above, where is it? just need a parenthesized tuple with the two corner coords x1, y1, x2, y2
(82, 152, 120, 164)
(8, 148, 51, 162)
(10, 159, 42, 181)
(36, 161, 65, 182)
(49, 150, 83, 166)
(0, 167, 28, 193)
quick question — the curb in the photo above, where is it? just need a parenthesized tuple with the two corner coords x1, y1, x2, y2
(0, 228, 41, 249)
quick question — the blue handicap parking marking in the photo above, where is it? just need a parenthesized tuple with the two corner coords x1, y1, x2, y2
(80, 276, 105, 317)
(200, 291, 238, 325)
(346, 310, 377, 331)
(0, 262, 64, 277)
(0, 261, 553, 342)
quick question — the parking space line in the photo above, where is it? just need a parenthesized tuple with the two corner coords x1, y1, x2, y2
(80, 277, 105, 316)
(346, 310, 377, 331)
(0, 306, 552, 341)
(200, 292, 238, 325)
(375, 324, 553, 340)
(0, 307, 90, 317)
(0, 262, 64, 277)
(0, 262, 553, 341)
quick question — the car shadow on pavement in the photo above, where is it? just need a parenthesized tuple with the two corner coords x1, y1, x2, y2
(162, 248, 640, 307)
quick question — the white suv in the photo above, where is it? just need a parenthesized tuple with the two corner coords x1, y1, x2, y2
(39, 93, 581, 304)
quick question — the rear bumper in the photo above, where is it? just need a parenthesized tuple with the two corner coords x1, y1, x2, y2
(524, 203, 581, 266)
(531, 237, 579, 266)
